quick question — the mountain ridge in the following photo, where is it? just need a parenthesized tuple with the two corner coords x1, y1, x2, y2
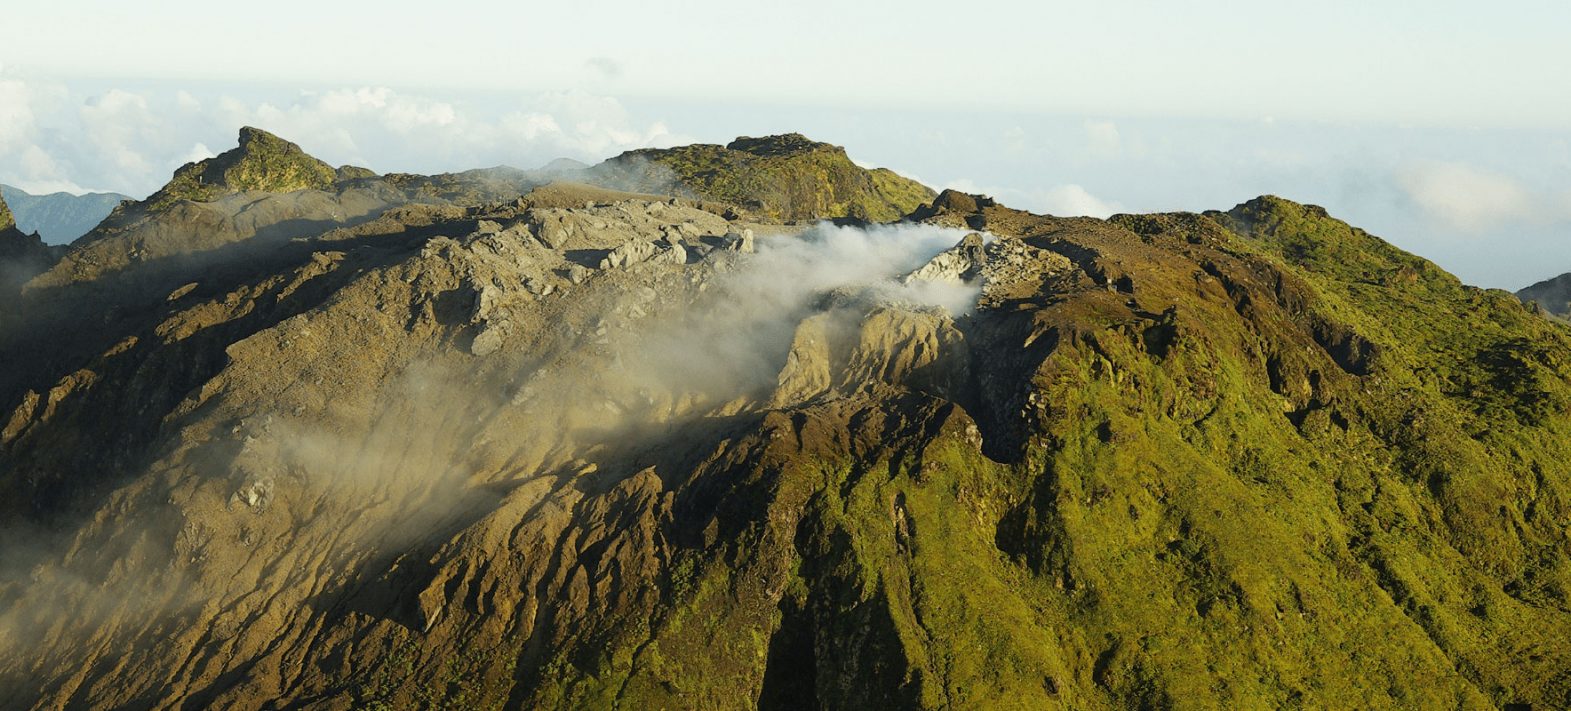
(0, 131, 1567, 709)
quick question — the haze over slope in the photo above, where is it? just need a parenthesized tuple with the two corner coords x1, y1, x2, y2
(0, 129, 1568, 710)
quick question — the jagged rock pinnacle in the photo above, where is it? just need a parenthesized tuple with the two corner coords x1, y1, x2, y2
(143, 126, 338, 211)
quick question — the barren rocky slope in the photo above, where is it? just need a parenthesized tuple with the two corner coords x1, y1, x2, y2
(0, 132, 1569, 710)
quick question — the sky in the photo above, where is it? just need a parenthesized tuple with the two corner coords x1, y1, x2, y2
(1, 0, 1567, 288)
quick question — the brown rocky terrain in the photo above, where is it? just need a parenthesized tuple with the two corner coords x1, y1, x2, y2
(1, 132, 1569, 710)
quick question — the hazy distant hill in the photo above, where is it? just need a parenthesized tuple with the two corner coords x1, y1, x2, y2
(0, 184, 131, 244)
(1518, 272, 1571, 318)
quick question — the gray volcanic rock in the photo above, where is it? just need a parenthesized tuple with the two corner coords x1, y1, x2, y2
(904, 232, 987, 284)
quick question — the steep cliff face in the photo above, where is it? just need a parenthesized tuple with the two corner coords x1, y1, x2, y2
(593, 133, 936, 222)
(1, 141, 1569, 710)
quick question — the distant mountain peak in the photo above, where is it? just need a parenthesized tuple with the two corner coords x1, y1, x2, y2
(0, 185, 133, 244)
(1517, 271, 1571, 318)
(143, 126, 338, 211)
(540, 157, 590, 172)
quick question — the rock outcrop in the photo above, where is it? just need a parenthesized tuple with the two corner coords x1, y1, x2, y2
(904, 232, 987, 284)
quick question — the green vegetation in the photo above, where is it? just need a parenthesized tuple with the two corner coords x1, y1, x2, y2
(357, 636, 515, 710)
(596, 133, 935, 222)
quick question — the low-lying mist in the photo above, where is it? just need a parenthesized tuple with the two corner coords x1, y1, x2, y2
(600, 222, 982, 409)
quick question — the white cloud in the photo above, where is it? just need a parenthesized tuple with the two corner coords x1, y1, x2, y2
(1397, 161, 1566, 232)
(0, 71, 690, 197)
(1036, 184, 1122, 218)
(0, 78, 39, 154)
(1083, 119, 1121, 155)
(585, 56, 622, 80)
(944, 178, 1123, 218)
(1002, 126, 1028, 153)
(217, 87, 688, 178)
(178, 143, 217, 167)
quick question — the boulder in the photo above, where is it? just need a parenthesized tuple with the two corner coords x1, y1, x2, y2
(723, 228, 755, 253)
(903, 232, 986, 284)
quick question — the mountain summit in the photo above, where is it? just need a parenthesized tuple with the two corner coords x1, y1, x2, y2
(593, 133, 935, 222)
(144, 126, 340, 211)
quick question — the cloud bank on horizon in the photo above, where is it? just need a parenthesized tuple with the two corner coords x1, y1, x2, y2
(0, 74, 688, 197)
(0, 66, 1566, 290)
